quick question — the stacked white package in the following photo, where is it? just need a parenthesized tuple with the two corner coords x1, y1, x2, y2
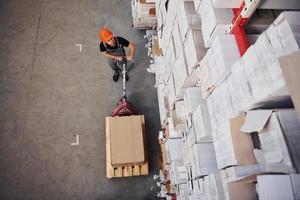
(184, 87, 202, 116)
(193, 0, 202, 13)
(153, 56, 166, 86)
(192, 101, 212, 143)
(177, 1, 201, 42)
(240, 45, 271, 104)
(212, 0, 242, 8)
(172, 22, 183, 58)
(132, 0, 156, 28)
(212, 114, 257, 169)
(183, 140, 194, 166)
(191, 178, 206, 200)
(163, 39, 176, 83)
(229, 59, 254, 111)
(167, 117, 183, 138)
(197, 53, 215, 99)
(165, 138, 184, 163)
(206, 88, 225, 131)
(157, 83, 169, 125)
(199, 0, 233, 47)
(186, 121, 197, 146)
(184, 29, 206, 74)
(204, 173, 226, 200)
(176, 183, 190, 200)
(175, 100, 187, 119)
(212, 121, 235, 169)
(208, 35, 240, 86)
(241, 109, 300, 173)
(192, 143, 218, 178)
(166, 75, 176, 110)
(170, 159, 189, 185)
(266, 11, 300, 57)
(172, 48, 189, 96)
(217, 78, 238, 119)
(225, 165, 261, 182)
(254, 32, 286, 96)
(256, 174, 300, 200)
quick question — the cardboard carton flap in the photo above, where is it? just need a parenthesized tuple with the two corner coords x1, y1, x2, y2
(240, 110, 273, 133)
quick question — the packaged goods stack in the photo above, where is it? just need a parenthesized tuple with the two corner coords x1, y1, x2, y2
(144, 0, 300, 199)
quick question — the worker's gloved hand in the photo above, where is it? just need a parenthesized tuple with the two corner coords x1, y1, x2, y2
(126, 55, 133, 61)
(114, 56, 123, 61)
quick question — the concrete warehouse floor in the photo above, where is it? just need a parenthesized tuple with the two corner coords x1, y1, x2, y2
(0, 0, 162, 199)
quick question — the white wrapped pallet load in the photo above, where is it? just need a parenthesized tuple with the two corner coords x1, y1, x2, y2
(256, 174, 300, 200)
(175, 100, 187, 119)
(192, 178, 206, 199)
(170, 159, 189, 185)
(241, 45, 271, 103)
(204, 173, 226, 200)
(165, 138, 184, 163)
(254, 32, 286, 93)
(172, 22, 183, 58)
(197, 53, 215, 99)
(192, 143, 218, 178)
(208, 35, 240, 86)
(163, 38, 176, 83)
(265, 11, 300, 57)
(183, 87, 202, 115)
(167, 117, 183, 138)
(172, 48, 189, 96)
(212, 0, 243, 8)
(193, 0, 202, 13)
(177, 1, 201, 42)
(184, 29, 206, 74)
(192, 101, 213, 143)
(200, 0, 233, 47)
(166, 75, 176, 110)
(157, 84, 168, 125)
(230, 59, 254, 111)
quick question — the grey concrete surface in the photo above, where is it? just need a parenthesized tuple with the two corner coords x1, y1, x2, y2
(0, 0, 162, 199)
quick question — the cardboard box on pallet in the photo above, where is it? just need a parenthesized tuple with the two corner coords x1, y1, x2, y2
(197, 53, 215, 99)
(108, 115, 145, 167)
(241, 109, 300, 173)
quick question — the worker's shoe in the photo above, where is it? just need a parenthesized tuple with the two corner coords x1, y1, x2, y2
(125, 74, 129, 81)
(113, 70, 119, 82)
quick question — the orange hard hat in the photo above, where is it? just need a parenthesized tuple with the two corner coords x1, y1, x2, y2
(99, 28, 113, 42)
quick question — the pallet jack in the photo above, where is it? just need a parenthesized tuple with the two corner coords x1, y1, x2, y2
(111, 57, 137, 117)
(106, 57, 148, 178)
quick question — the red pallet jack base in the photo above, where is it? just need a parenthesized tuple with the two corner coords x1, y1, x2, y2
(111, 96, 137, 117)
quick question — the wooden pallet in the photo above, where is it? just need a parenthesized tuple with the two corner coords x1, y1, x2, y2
(106, 116, 149, 178)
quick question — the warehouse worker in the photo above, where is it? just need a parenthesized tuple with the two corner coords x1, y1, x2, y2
(99, 28, 136, 82)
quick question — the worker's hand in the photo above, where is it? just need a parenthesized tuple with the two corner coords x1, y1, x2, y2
(114, 56, 122, 61)
(126, 55, 133, 61)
